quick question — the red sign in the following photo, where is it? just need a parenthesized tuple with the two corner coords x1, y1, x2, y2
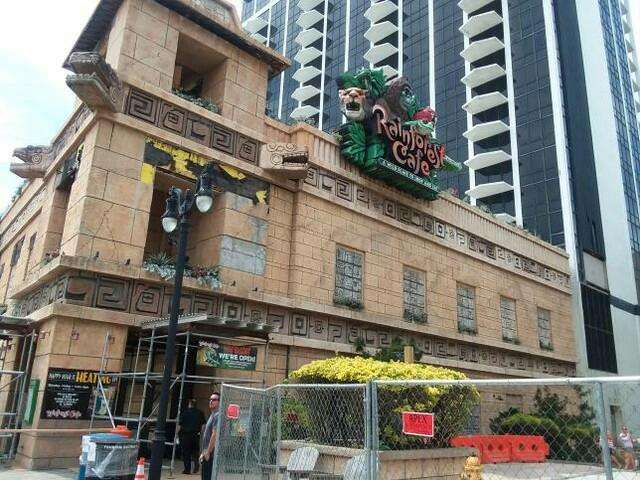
(402, 412, 434, 437)
(226, 404, 240, 420)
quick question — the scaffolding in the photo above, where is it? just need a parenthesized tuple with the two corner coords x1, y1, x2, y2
(90, 312, 272, 475)
(0, 319, 37, 462)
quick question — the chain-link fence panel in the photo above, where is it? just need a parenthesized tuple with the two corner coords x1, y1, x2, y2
(213, 378, 640, 480)
(213, 385, 278, 480)
(373, 378, 640, 480)
(213, 384, 372, 480)
(601, 380, 640, 475)
(279, 384, 371, 479)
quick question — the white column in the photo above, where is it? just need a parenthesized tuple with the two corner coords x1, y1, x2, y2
(501, 0, 523, 225)
(318, 0, 330, 130)
(462, 9, 476, 204)
(428, 0, 435, 106)
(398, 0, 404, 75)
(277, 0, 291, 119)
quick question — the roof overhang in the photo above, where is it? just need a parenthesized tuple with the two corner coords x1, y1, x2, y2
(63, 0, 290, 78)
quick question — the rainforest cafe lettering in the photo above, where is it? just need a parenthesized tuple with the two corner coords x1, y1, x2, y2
(374, 106, 446, 177)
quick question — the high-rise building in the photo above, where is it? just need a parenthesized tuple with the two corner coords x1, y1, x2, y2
(242, 0, 640, 400)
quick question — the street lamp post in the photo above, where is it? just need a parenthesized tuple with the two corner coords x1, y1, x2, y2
(149, 169, 214, 480)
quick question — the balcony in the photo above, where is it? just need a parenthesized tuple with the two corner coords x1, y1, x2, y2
(365, 0, 398, 24)
(293, 65, 322, 83)
(458, 0, 494, 15)
(296, 28, 323, 47)
(251, 32, 267, 44)
(365, 21, 398, 44)
(466, 181, 513, 200)
(462, 64, 506, 89)
(294, 46, 322, 64)
(463, 120, 510, 142)
(463, 91, 508, 115)
(495, 212, 516, 224)
(292, 85, 321, 102)
(243, 17, 267, 34)
(297, 9, 324, 29)
(291, 104, 320, 121)
(298, 0, 324, 10)
(364, 42, 399, 65)
(380, 65, 398, 78)
(464, 150, 511, 170)
(460, 11, 503, 38)
(461, 37, 504, 64)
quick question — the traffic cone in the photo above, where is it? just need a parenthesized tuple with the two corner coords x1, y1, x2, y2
(134, 458, 146, 480)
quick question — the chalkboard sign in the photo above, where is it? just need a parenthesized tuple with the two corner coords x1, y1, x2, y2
(41, 368, 115, 420)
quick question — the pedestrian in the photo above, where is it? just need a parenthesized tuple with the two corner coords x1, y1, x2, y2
(606, 431, 623, 469)
(618, 425, 637, 470)
(177, 398, 206, 474)
(199, 392, 220, 480)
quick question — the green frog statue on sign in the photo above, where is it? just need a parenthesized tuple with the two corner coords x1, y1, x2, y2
(336, 69, 461, 200)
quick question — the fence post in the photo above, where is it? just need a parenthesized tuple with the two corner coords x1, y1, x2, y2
(211, 384, 226, 480)
(276, 386, 282, 468)
(594, 381, 614, 480)
(369, 381, 379, 480)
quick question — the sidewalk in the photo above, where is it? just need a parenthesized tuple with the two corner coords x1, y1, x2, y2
(0, 467, 194, 479)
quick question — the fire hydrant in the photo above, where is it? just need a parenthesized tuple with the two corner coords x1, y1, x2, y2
(460, 454, 483, 480)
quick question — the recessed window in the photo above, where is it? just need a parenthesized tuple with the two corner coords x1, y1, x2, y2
(10, 237, 25, 267)
(582, 285, 618, 373)
(457, 284, 477, 334)
(537, 307, 553, 351)
(500, 297, 518, 343)
(334, 246, 363, 309)
(403, 268, 426, 324)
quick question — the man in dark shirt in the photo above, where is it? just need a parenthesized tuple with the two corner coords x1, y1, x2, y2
(177, 398, 205, 474)
(199, 392, 220, 480)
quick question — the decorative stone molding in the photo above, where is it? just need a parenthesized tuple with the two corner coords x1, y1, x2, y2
(304, 166, 571, 291)
(0, 188, 47, 249)
(259, 142, 309, 179)
(66, 52, 124, 112)
(125, 87, 260, 165)
(11, 272, 575, 377)
(10, 146, 52, 178)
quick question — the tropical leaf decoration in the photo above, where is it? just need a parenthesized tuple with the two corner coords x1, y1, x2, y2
(341, 121, 367, 168)
(442, 156, 462, 172)
(337, 68, 387, 100)
(364, 137, 386, 173)
(336, 72, 359, 89)
(355, 68, 387, 99)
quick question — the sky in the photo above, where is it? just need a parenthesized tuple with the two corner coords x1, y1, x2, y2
(0, 0, 639, 215)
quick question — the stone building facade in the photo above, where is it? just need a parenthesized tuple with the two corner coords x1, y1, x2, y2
(0, 0, 575, 469)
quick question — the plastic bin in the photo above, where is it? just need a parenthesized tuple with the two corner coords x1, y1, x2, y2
(84, 433, 139, 480)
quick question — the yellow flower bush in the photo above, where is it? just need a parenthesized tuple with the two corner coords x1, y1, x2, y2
(288, 356, 479, 450)
(290, 356, 468, 383)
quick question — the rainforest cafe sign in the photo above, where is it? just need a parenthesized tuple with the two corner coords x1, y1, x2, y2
(373, 105, 446, 178)
(337, 69, 461, 199)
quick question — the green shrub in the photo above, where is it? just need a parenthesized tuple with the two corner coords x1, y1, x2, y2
(288, 356, 479, 450)
(491, 387, 600, 462)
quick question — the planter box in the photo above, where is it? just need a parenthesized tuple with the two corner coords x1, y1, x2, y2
(280, 441, 476, 479)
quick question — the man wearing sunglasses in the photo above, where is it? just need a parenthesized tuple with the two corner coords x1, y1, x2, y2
(199, 392, 220, 480)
